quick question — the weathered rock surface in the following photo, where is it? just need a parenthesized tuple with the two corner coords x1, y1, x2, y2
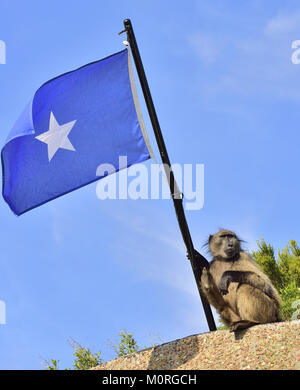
(92, 320, 300, 370)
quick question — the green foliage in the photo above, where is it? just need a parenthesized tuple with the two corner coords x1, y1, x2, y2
(43, 330, 146, 370)
(278, 281, 300, 321)
(44, 359, 60, 370)
(110, 330, 141, 358)
(252, 239, 300, 321)
(216, 325, 228, 330)
(251, 239, 282, 290)
(69, 339, 103, 370)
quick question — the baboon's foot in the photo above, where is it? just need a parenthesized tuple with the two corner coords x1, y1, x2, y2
(229, 320, 257, 332)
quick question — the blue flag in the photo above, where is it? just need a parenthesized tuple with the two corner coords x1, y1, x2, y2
(1, 48, 152, 215)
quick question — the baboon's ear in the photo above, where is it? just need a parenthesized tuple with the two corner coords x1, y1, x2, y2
(208, 235, 213, 243)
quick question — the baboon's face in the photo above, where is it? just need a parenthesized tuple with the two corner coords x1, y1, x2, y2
(209, 230, 240, 259)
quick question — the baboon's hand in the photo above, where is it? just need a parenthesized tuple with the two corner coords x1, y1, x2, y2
(186, 249, 201, 261)
(219, 273, 231, 295)
(186, 250, 209, 268)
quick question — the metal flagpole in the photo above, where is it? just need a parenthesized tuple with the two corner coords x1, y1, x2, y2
(120, 19, 216, 331)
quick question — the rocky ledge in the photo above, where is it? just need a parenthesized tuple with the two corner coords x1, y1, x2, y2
(92, 320, 300, 370)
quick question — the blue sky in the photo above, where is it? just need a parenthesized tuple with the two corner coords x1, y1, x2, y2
(0, 0, 300, 369)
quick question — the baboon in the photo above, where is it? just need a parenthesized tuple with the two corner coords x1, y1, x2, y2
(197, 229, 281, 332)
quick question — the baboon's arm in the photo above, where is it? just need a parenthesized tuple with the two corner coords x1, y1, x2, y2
(219, 271, 275, 299)
(201, 268, 227, 309)
(201, 268, 241, 324)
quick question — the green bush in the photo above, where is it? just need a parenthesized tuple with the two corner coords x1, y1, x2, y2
(43, 330, 149, 370)
(252, 239, 300, 321)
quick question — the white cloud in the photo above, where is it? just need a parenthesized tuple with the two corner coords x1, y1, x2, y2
(264, 11, 300, 35)
(97, 200, 200, 297)
(49, 205, 65, 245)
(187, 33, 220, 65)
(187, 11, 300, 103)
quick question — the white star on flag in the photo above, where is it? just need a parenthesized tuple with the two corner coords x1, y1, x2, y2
(35, 111, 77, 162)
